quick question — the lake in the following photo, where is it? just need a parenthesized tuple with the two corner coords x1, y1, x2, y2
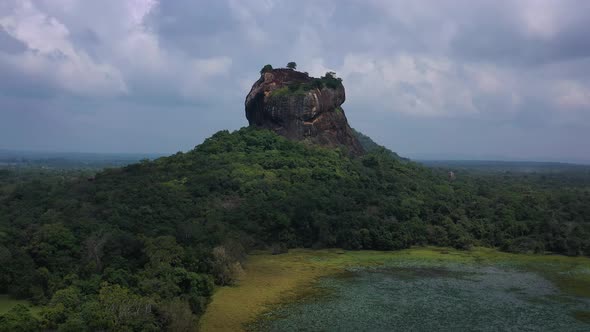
(199, 248, 590, 331)
(262, 262, 590, 331)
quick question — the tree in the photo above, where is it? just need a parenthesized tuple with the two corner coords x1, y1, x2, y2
(157, 298, 198, 332)
(286, 62, 297, 70)
(97, 283, 158, 331)
(309, 79, 323, 90)
(260, 64, 273, 75)
(84, 233, 109, 272)
(142, 236, 184, 269)
(211, 246, 244, 286)
(0, 305, 40, 332)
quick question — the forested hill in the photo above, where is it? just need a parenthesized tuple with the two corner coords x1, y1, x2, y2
(1, 127, 589, 330)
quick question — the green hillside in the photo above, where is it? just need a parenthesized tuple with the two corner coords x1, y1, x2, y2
(1, 128, 589, 330)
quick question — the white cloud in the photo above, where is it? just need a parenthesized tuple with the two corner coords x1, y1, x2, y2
(227, 0, 273, 44)
(0, 0, 589, 159)
(0, 0, 127, 96)
(180, 56, 233, 99)
(555, 80, 590, 109)
(0, 0, 233, 100)
(190, 57, 232, 77)
(518, 0, 560, 39)
(335, 54, 479, 116)
(126, 0, 158, 27)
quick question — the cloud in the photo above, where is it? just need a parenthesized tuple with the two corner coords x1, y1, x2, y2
(0, 0, 233, 101)
(519, 0, 560, 39)
(0, 0, 589, 161)
(330, 54, 484, 117)
(0, 0, 127, 96)
(554, 80, 590, 109)
(226, 0, 272, 44)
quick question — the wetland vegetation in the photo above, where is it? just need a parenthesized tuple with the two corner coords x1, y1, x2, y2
(201, 248, 590, 331)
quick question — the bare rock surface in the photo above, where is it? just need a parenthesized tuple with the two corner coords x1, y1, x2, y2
(245, 69, 364, 156)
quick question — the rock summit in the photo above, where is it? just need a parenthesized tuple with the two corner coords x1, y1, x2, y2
(245, 68, 364, 155)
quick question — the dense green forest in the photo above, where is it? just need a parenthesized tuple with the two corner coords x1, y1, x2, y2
(1, 128, 589, 331)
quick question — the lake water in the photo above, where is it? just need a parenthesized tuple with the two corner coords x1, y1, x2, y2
(261, 262, 590, 331)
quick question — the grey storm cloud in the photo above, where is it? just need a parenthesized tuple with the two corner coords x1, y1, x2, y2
(0, 0, 589, 162)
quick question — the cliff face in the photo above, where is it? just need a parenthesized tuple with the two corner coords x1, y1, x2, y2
(245, 69, 364, 156)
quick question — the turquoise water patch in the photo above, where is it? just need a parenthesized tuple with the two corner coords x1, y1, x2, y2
(260, 263, 590, 331)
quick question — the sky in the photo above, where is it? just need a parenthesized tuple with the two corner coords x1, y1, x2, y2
(1, 0, 589, 163)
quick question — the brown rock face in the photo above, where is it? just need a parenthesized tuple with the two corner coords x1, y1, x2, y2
(245, 69, 364, 156)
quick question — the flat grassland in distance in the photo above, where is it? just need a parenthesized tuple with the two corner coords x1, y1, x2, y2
(0, 295, 40, 316)
(198, 247, 590, 331)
